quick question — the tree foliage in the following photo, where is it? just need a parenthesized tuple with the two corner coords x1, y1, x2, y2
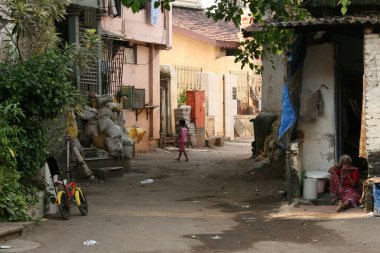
(1, 0, 71, 60)
(0, 101, 28, 221)
(0, 0, 97, 221)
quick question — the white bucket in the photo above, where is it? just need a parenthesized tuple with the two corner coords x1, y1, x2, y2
(306, 171, 329, 194)
(303, 178, 318, 200)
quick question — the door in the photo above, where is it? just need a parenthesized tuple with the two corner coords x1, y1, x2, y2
(160, 80, 168, 136)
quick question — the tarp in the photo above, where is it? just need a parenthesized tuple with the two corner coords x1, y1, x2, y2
(279, 85, 297, 141)
(278, 36, 306, 148)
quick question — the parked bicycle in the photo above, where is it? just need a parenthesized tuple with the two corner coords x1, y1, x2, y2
(46, 155, 89, 220)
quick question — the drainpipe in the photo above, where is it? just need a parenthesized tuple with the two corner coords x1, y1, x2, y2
(149, 44, 154, 138)
(223, 74, 226, 137)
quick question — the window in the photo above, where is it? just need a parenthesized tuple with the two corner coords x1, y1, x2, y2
(226, 48, 236, 56)
(232, 87, 237, 100)
(124, 46, 137, 64)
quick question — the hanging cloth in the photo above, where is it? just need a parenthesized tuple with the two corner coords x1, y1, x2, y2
(150, 0, 159, 25)
(299, 89, 324, 122)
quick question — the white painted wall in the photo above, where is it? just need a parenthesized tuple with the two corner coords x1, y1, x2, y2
(364, 32, 380, 176)
(297, 43, 336, 172)
(261, 54, 286, 113)
(224, 74, 238, 140)
(199, 72, 237, 139)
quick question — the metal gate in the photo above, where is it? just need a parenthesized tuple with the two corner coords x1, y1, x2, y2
(79, 27, 99, 95)
(102, 40, 125, 98)
(230, 71, 253, 115)
(174, 65, 202, 97)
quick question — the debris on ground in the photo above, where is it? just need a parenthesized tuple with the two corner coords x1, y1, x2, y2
(140, 179, 154, 185)
(83, 240, 98, 246)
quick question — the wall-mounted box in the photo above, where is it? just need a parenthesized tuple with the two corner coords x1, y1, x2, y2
(133, 89, 146, 109)
(120, 86, 134, 110)
(120, 86, 146, 110)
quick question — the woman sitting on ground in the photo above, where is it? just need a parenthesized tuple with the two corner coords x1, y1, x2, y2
(329, 154, 361, 212)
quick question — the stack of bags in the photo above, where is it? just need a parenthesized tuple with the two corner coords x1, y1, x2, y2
(80, 94, 133, 159)
(174, 106, 196, 146)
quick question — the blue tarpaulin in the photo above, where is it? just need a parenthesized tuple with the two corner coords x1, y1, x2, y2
(279, 85, 297, 140)
(277, 35, 306, 148)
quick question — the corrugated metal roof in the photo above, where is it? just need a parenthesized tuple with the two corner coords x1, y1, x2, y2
(242, 15, 380, 35)
(271, 15, 380, 29)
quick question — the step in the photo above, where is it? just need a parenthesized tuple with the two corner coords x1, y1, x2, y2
(73, 157, 130, 180)
(71, 157, 113, 179)
(83, 147, 98, 158)
(93, 167, 124, 180)
(0, 222, 33, 242)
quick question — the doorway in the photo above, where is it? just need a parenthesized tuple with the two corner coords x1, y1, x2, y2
(335, 29, 365, 169)
(160, 79, 169, 136)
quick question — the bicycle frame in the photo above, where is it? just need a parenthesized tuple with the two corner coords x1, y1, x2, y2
(47, 151, 89, 219)
(55, 180, 84, 207)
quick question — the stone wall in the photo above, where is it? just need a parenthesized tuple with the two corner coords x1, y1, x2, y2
(364, 32, 380, 177)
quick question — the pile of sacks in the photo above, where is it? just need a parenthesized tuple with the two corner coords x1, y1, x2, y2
(80, 94, 133, 159)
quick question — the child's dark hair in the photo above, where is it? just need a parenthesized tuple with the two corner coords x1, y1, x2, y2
(179, 119, 186, 126)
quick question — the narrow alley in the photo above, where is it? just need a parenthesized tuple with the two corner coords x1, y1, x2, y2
(11, 142, 380, 253)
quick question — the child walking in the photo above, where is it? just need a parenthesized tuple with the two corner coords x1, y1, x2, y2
(176, 119, 190, 162)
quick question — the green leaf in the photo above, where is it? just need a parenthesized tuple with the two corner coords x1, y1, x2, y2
(341, 6, 347, 15)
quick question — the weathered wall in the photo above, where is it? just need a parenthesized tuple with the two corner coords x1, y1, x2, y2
(261, 54, 286, 113)
(364, 32, 380, 177)
(123, 45, 161, 152)
(101, 6, 171, 47)
(101, 6, 171, 152)
(0, 3, 11, 61)
(297, 43, 336, 172)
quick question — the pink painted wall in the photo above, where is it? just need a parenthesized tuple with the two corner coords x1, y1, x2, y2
(101, 6, 172, 47)
(101, 6, 171, 152)
(122, 45, 161, 152)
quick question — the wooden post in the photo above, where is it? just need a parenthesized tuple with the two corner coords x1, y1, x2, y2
(286, 148, 293, 205)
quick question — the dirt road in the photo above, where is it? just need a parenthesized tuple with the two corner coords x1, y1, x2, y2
(14, 141, 380, 252)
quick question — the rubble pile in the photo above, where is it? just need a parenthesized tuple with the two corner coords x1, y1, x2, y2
(80, 94, 133, 159)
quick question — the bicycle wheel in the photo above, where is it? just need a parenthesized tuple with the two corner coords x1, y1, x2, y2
(57, 192, 70, 220)
(76, 189, 88, 216)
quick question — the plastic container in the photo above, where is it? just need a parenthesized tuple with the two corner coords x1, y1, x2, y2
(305, 171, 330, 194)
(303, 177, 318, 200)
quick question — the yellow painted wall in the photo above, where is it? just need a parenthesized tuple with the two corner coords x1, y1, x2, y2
(160, 32, 252, 74)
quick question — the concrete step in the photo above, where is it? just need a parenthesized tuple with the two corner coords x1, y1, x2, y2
(93, 167, 124, 180)
(83, 147, 98, 158)
(85, 156, 114, 168)
(0, 222, 33, 242)
(72, 157, 130, 180)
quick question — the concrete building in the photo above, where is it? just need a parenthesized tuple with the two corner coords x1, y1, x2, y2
(244, 1, 380, 202)
(101, 1, 172, 152)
